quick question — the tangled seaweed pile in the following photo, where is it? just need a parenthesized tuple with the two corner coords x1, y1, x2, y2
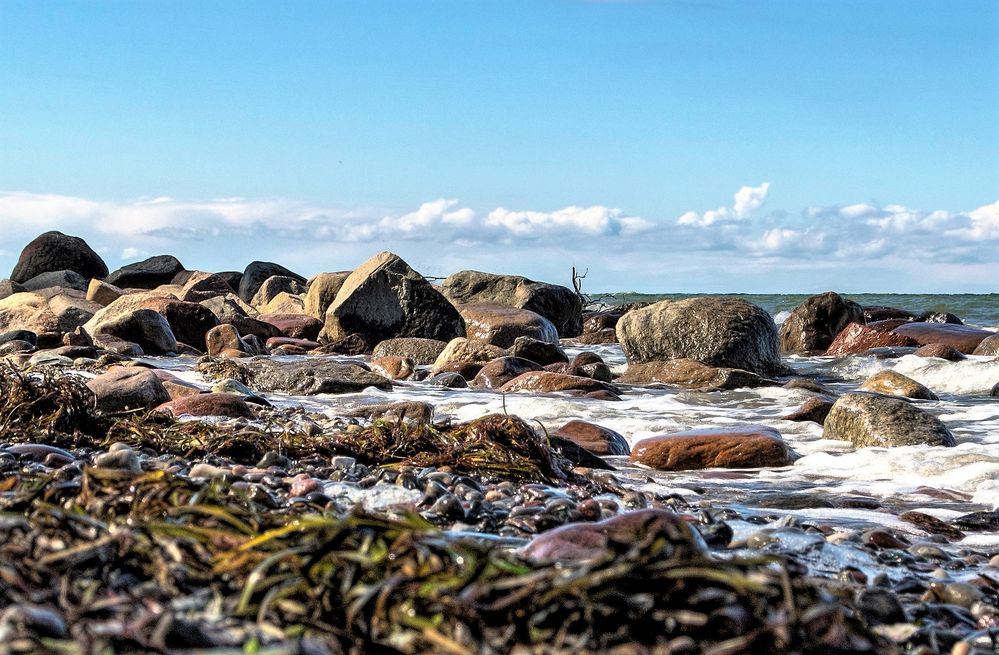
(0, 463, 891, 654)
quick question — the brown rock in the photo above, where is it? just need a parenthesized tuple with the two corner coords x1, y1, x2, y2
(508, 335, 568, 365)
(370, 355, 415, 380)
(156, 393, 254, 419)
(250, 275, 307, 307)
(582, 311, 623, 333)
(573, 328, 618, 344)
(781, 396, 836, 424)
(431, 337, 507, 375)
(779, 291, 865, 354)
(899, 510, 965, 541)
(257, 313, 323, 341)
(180, 271, 236, 302)
(891, 322, 993, 354)
(618, 358, 776, 391)
(825, 322, 919, 356)
(552, 419, 630, 456)
(472, 356, 543, 389)
(86, 279, 123, 306)
(631, 426, 790, 470)
(86, 366, 170, 413)
(206, 324, 248, 356)
(304, 271, 350, 319)
(265, 336, 319, 351)
(433, 361, 483, 380)
(972, 334, 999, 356)
(347, 400, 433, 423)
(371, 337, 448, 365)
(823, 393, 955, 448)
(499, 371, 618, 395)
(458, 302, 558, 348)
(859, 370, 938, 400)
(138, 297, 220, 351)
(0, 291, 101, 347)
(913, 343, 966, 361)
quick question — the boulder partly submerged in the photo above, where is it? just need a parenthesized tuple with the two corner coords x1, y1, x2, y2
(618, 358, 777, 391)
(617, 297, 785, 376)
(197, 357, 392, 395)
(823, 393, 955, 448)
(779, 291, 865, 354)
(631, 426, 791, 470)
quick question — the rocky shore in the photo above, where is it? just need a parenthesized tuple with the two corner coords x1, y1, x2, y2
(1, 231, 998, 654)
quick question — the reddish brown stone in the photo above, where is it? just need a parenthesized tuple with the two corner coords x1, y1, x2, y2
(573, 328, 618, 344)
(913, 343, 966, 361)
(156, 392, 254, 419)
(631, 426, 790, 471)
(825, 322, 919, 356)
(973, 334, 999, 356)
(206, 324, 247, 356)
(618, 358, 775, 391)
(370, 355, 415, 380)
(257, 313, 323, 341)
(265, 336, 319, 351)
(552, 419, 630, 456)
(891, 322, 992, 354)
(499, 371, 618, 395)
(471, 356, 542, 389)
(781, 397, 835, 424)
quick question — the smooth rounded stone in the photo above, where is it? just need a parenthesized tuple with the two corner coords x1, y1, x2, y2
(4, 443, 75, 462)
(745, 530, 777, 549)
(320, 252, 464, 344)
(426, 493, 465, 520)
(27, 351, 71, 367)
(862, 528, 910, 549)
(863, 346, 919, 359)
(62, 324, 94, 347)
(552, 419, 630, 456)
(940, 582, 982, 608)
(823, 393, 956, 448)
(21, 269, 88, 292)
(458, 302, 558, 348)
(206, 323, 248, 356)
(84, 305, 177, 355)
(430, 337, 507, 375)
(156, 393, 254, 419)
(781, 396, 835, 424)
(571, 351, 604, 367)
(0, 291, 101, 346)
(265, 336, 319, 351)
(508, 335, 568, 366)
(857, 588, 908, 625)
(180, 271, 238, 302)
(106, 255, 184, 289)
(0, 339, 35, 355)
(825, 321, 920, 355)
(87, 366, 171, 412)
(93, 448, 140, 472)
(0, 279, 27, 300)
(521, 508, 704, 562)
(973, 334, 999, 356)
(428, 372, 467, 388)
(631, 426, 790, 471)
(46, 344, 98, 359)
(304, 271, 350, 319)
(371, 337, 448, 366)
(257, 451, 292, 469)
(617, 297, 785, 376)
(573, 328, 618, 344)
(346, 401, 434, 423)
(10, 231, 108, 283)
(778, 291, 865, 354)
(0, 604, 68, 639)
(257, 313, 322, 341)
(471, 356, 542, 389)
(206, 358, 392, 395)
(238, 261, 306, 304)
(250, 275, 308, 307)
(578, 361, 612, 382)
(332, 456, 356, 470)
(188, 463, 229, 479)
(256, 291, 306, 316)
(499, 370, 617, 395)
(909, 543, 950, 560)
(891, 322, 993, 354)
(617, 358, 776, 391)
(442, 270, 583, 338)
(547, 436, 616, 470)
(161, 378, 202, 399)
(370, 355, 416, 380)
(859, 370, 938, 400)
(0, 329, 37, 347)
(914, 343, 967, 361)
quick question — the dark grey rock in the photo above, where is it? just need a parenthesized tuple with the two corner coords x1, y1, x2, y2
(779, 291, 865, 354)
(106, 255, 185, 289)
(21, 270, 88, 292)
(10, 231, 108, 283)
(823, 393, 955, 448)
(238, 261, 305, 303)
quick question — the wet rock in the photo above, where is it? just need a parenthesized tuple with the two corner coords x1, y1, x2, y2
(825, 322, 920, 356)
(508, 335, 568, 365)
(617, 297, 784, 376)
(458, 302, 558, 348)
(106, 255, 185, 289)
(578, 361, 612, 382)
(552, 419, 630, 456)
(431, 337, 507, 375)
(428, 372, 468, 388)
(521, 508, 704, 562)
(952, 510, 999, 531)
(548, 437, 616, 470)
(256, 313, 322, 341)
(471, 356, 543, 389)
(188, 463, 228, 479)
(618, 358, 776, 391)
(0, 604, 68, 639)
(442, 270, 583, 337)
(138, 297, 220, 351)
(891, 322, 993, 354)
(250, 275, 307, 307)
(94, 446, 141, 472)
(4, 443, 75, 462)
(0, 339, 35, 355)
(371, 337, 448, 365)
(265, 336, 319, 351)
(87, 366, 171, 412)
(631, 426, 790, 470)
(205, 358, 392, 395)
(859, 370, 938, 400)
(779, 291, 865, 354)
(915, 311, 963, 324)
(21, 269, 88, 292)
(370, 355, 415, 380)
(993, 381, 999, 397)
(573, 328, 617, 344)
(317, 332, 372, 355)
(238, 261, 306, 304)
(782, 378, 835, 395)
(862, 528, 909, 549)
(10, 231, 108, 283)
(304, 271, 350, 319)
(347, 401, 434, 423)
(972, 334, 999, 356)
(499, 371, 618, 395)
(823, 393, 955, 448)
(156, 393, 255, 419)
(914, 343, 967, 361)
(781, 396, 835, 424)
(899, 511, 965, 541)
(320, 252, 465, 344)
(857, 588, 908, 625)
(206, 324, 251, 356)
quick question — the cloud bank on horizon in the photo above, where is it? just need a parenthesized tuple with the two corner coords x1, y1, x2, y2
(0, 186, 996, 293)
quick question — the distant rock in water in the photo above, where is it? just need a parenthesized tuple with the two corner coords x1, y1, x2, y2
(779, 292, 864, 354)
(10, 231, 108, 283)
(616, 296, 785, 376)
(891, 322, 992, 354)
(825, 322, 919, 356)
(631, 426, 791, 470)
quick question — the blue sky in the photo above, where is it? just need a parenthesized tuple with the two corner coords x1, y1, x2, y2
(0, 0, 996, 292)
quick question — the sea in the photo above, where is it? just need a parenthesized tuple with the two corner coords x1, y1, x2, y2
(162, 292, 999, 582)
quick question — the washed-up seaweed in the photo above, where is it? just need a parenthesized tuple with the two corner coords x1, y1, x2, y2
(0, 464, 893, 654)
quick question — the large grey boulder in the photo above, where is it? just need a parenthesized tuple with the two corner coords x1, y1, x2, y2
(779, 291, 865, 354)
(616, 296, 784, 376)
(319, 252, 464, 344)
(238, 261, 306, 304)
(823, 393, 955, 448)
(87, 367, 171, 413)
(21, 270, 89, 292)
(10, 231, 108, 283)
(442, 270, 582, 338)
(106, 255, 185, 289)
(82, 294, 179, 354)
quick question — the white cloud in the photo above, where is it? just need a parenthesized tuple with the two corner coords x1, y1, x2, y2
(485, 205, 652, 237)
(677, 181, 770, 226)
